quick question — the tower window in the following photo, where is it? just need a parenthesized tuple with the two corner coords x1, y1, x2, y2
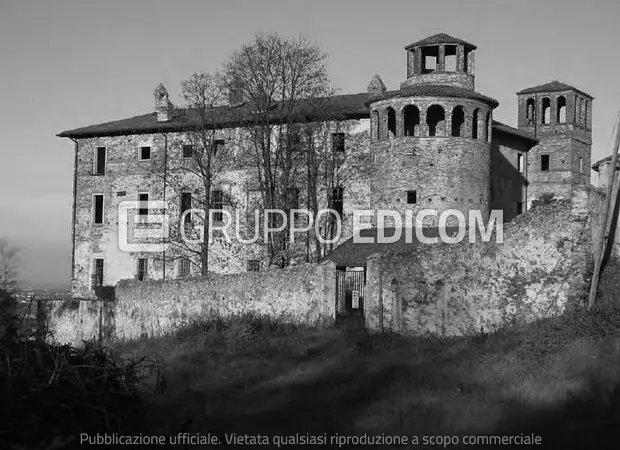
(138, 193, 149, 219)
(386, 107, 396, 137)
(181, 192, 192, 224)
(140, 146, 151, 160)
(556, 96, 566, 123)
(94, 147, 106, 175)
(579, 157, 584, 174)
(580, 98, 587, 127)
(541, 98, 551, 125)
(93, 194, 104, 225)
(421, 46, 438, 73)
(182, 144, 194, 158)
(332, 133, 345, 153)
(525, 98, 535, 125)
(212, 189, 223, 221)
(426, 104, 445, 137)
(332, 187, 344, 217)
(406, 190, 417, 204)
(541, 154, 550, 171)
(451, 106, 465, 137)
(137, 258, 148, 281)
(472, 108, 479, 139)
(247, 260, 260, 272)
(445, 45, 457, 72)
(403, 105, 420, 137)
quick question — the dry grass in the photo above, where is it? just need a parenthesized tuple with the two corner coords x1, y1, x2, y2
(3, 264, 620, 449)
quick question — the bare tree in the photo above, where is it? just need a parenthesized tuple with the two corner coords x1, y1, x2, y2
(224, 33, 333, 267)
(0, 238, 19, 292)
(161, 72, 234, 276)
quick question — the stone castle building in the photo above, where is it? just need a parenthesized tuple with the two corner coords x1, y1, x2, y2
(58, 33, 593, 299)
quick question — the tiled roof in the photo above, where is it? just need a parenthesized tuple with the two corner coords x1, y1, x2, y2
(516, 80, 593, 99)
(57, 92, 531, 143)
(405, 33, 477, 51)
(592, 155, 620, 171)
(57, 93, 371, 139)
(320, 227, 461, 267)
(367, 85, 499, 109)
(492, 120, 537, 143)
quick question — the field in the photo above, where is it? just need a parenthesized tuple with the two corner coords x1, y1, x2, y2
(3, 270, 620, 449)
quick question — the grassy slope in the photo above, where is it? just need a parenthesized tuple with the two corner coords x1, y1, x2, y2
(115, 266, 620, 449)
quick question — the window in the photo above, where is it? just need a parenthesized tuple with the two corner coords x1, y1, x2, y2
(541, 98, 551, 125)
(517, 202, 523, 214)
(386, 107, 396, 137)
(332, 187, 344, 217)
(451, 106, 465, 137)
(472, 108, 479, 139)
(138, 193, 149, 219)
(212, 189, 223, 221)
(517, 154, 524, 173)
(427, 104, 445, 137)
(140, 146, 151, 160)
(247, 260, 260, 272)
(182, 144, 193, 158)
(93, 194, 104, 225)
(541, 155, 550, 171)
(91, 258, 104, 289)
(286, 187, 299, 210)
(406, 190, 417, 204)
(332, 133, 345, 153)
(214, 139, 225, 156)
(579, 157, 584, 173)
(178, 258, 190, 278)
(557, 96, 566, 123)
(525, 98, 535, 125)
(137, 258, 148, 281)
(181, 192, 192, 224)
(403, 105, 420, 137)
(94, 147, 106, 175)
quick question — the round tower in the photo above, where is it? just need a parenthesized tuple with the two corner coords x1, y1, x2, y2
(367, 33, 498, 228)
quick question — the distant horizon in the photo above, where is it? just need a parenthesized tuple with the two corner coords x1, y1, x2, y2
(2, 0, 619, 289)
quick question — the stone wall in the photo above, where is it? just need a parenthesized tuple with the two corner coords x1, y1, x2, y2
(50, 261, 336, 345)
(365, 187, 594, 336)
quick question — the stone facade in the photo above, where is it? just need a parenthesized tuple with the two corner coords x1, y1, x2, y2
(517, 84, 593, 208)
(365, 187, 594, 336)
(49, 261, 336, 345)
(58, 33, 593, 303)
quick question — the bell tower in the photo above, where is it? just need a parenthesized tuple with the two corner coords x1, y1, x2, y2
(516, 81, 593, 206)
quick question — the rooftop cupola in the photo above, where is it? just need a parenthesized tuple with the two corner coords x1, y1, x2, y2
(401, 33, 477, 91)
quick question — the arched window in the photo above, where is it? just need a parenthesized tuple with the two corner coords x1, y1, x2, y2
(451, 106, 465, 137)
(403, 105, 420, 137)
(585, 100, 591, 129)
(580, 98, 587, 127)
(386, 107, 396, 137)
(575, 97, 581, 125)
(525, 98, 535, 125)
(372, 110, 380, 140)
(541, 97, 551, 124)
(556, 96, 566, 123)
(485, 111, 491, 142)
(426, 104, 445, 137)
(472, 108, 479, 139)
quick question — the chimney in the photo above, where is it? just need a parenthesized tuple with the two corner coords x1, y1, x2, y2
(367, 74, 387, 94)
(154, 83, 173, 122)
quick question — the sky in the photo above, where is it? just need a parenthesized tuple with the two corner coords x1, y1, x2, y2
(1, 0, 619, 289)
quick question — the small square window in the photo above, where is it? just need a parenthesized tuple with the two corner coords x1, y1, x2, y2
(247, 260, 260, 272)
(541, 154, 550, 171)
(214, 140, 225, 156)
(406, 190, 417, 204)
(140, 146, 151, 160)
(182, 145, 193, 158)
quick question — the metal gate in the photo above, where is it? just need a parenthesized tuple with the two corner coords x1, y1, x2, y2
(336, 268, 365, 321)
